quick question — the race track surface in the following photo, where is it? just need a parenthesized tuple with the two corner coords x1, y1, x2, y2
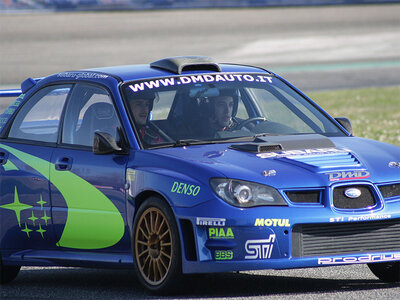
(1, 4, 400, 91)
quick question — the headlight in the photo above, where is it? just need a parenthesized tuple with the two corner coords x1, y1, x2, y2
(210, 178, 287, 207)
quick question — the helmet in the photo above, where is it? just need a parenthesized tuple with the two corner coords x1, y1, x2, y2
(129, 90, 156, 111)
(198, 88, 239, 117)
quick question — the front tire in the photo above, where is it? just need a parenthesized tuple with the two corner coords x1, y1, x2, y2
(368, 262, 400, 282)
(132, 197, 182, 293)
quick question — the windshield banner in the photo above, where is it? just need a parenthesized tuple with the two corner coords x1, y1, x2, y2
(128, 74, 273, 93)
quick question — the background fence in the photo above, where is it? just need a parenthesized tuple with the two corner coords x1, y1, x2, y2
(2, 0, 400, 12)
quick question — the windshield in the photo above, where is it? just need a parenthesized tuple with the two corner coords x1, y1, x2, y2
(121, 73, 344, 148)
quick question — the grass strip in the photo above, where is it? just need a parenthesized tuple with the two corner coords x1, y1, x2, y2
(309, 86, 400, 146)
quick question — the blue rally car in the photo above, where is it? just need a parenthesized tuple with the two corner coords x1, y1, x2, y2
(1, 56, 400, 293)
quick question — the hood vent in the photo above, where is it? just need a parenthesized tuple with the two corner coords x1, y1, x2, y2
(285, 151, 361, 170)
(230, 134, 334, 154)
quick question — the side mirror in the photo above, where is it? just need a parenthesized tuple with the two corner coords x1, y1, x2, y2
(93, 131, 124, 155)
(335, 117, 353, 136)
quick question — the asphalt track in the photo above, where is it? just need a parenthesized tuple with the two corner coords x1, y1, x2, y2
(1, 4, 400, 300)
(1, 4, 400, 91)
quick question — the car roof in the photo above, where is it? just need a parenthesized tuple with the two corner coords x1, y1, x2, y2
(19, 56, 272, 94)
(84, 56, 270, 82)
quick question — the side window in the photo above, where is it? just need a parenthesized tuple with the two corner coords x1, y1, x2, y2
(62, 84, 122, 147)
(8, 85, 71, 143)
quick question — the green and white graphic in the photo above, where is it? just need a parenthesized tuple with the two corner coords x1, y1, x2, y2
(0, 144, 125, 249)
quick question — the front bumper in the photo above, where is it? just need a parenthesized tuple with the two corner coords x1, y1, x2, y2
(174, 198, 400, 274)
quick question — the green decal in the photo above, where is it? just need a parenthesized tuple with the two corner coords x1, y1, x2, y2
(209, 227, 234, 239)
(0, 144, 125, 249)
(215, 250, 233, 260)
(37, 195, 46, 209)
(126, 168, 135, 181)
(3, 160, 18, 171)
(41, 211, 51, 225)
(171, 181, 200, 196)
(0, 186, 32, 227)
(21, 223, 33, 238)
(28, 211, 38, 225)
(36, 223, 46, 239)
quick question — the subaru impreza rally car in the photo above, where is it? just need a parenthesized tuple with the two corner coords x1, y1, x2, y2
(0, 56, 399, 293)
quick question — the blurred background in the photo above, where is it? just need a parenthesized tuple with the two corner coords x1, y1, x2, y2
(1, 0, 400, 144)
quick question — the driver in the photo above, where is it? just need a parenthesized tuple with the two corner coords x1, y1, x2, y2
(196, 89, 240, 138)
(128, 90, 163, 144)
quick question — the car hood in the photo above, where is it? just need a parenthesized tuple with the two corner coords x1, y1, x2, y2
(153, 134, 400, 188)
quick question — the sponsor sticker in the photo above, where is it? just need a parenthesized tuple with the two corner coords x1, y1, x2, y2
(196, 217, 226, 227)
(254, 218, 290, 227)
(257, 148, 348, 159)
(215, 250, 233, 260)
(208, 227, 234, 239)
(325, 170, 370, 181)
(171, 181, 200, 196)
(57, 72, 109, 80)
(126, 169, 136, 182)
(318, 253, 400, 265)
(245, 234, 276, 260)
(128, 74, 273, 93)
(329, 214, 391, 223)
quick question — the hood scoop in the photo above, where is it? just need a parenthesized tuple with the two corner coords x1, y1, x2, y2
(230, 134, 335, 153)
(230, 143, 283, 153)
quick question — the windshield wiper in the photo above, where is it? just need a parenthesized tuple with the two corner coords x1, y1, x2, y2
(253, 133, 279, 141)
(148, 135, 279, 150)
(172, 139, 220, 147)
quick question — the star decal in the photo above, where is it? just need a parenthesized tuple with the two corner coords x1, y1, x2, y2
(37, 195, 46, 209)
(21, 223, 33, 238)
(28, 211, 38, 225)
(36, 223, 46, 239)
(41, 210, 51, 226)
(0, 186, 32, 227)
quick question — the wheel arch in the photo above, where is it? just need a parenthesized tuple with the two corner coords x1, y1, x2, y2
(130, 193, 186, 292)
(130, 190, 198, 269)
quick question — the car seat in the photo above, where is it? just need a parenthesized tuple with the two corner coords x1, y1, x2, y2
(75, 102, 119, 147)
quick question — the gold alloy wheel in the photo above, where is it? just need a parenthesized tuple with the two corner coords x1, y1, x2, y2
(135, 207, 173, 286)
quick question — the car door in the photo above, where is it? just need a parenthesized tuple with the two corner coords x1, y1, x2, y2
(50, 83, 129, 251)
(0, 85, 71, 251)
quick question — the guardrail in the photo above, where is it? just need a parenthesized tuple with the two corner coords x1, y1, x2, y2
(1, 0, 400, 12)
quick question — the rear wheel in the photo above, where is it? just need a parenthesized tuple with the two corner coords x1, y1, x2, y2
(368, 262, 400, 282)
(133, 197, 182, 293)
(0, 254, 20, 284)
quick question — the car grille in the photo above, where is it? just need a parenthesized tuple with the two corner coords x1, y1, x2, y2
(333, 185, 375, 209)
(292, 219, 400, 257)
(285, 190, 321, 203)
(379, 183, 400, 199)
